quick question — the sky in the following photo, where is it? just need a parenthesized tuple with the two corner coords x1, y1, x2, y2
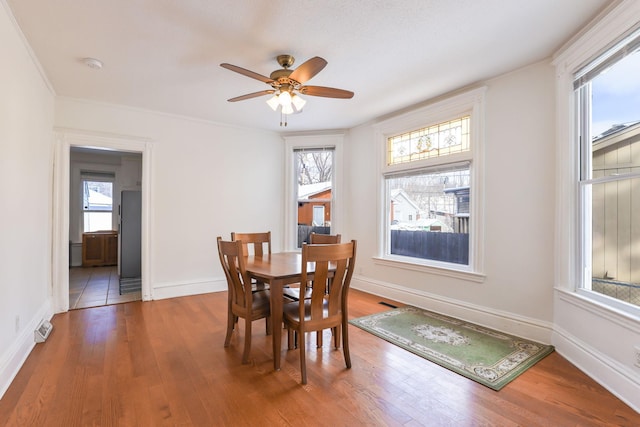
(591, 51, 640, 137)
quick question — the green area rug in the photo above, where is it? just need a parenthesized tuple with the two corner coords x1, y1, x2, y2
(349, 306, 554, 390)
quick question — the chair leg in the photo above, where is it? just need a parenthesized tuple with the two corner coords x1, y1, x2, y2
(299, 329, 307, 385)
(224, 310, 234, 347)
(317, 330, 322, 348)
(265, 316, 272, 336)
(342, 321, 351, 369)
(333, 326, 341, 350)
(287, 327, 295, 350)
(242, 318, 252, 364)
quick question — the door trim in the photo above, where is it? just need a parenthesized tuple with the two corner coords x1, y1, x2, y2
(52, 128, 153, 312)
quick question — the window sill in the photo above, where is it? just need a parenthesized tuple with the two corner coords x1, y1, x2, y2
(373, 255, 485, 283)
(556, 288, 640, 324)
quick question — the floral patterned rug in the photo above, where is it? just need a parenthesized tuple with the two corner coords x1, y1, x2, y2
(349, 306, 554, 390)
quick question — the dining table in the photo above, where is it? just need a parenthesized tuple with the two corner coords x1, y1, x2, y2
(243, 252, 309, 371)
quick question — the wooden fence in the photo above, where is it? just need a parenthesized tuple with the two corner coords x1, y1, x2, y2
(391, 230, 469, 265)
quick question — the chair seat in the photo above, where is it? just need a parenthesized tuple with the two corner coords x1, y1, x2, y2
(283, 299, 339, 326)
(250, 290, 271, 313)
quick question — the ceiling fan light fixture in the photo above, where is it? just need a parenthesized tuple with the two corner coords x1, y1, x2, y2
(281, 104, 294, 115)
(278, 90, 292, 108)
(266, 94, 279, 111)
(291, 94, 306, 111)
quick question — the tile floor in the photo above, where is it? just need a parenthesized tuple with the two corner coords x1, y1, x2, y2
(69, 266, 141, 310)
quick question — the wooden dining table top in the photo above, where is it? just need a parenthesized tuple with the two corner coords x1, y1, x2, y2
(244, 252, 313, 283)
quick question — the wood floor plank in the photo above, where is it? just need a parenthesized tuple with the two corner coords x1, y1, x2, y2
(0, 289, 638, 426)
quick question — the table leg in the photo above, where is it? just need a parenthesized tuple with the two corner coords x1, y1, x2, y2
(270, 279, 284, 370)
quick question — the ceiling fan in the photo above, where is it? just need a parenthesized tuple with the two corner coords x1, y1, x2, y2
(220, 55, 354, 125)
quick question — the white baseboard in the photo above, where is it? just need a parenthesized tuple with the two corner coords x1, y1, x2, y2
(0, 299, 53, 400)
(351, 275, 554, 344)
(553, 326, 640, 413)
(151, 277, 226, 300)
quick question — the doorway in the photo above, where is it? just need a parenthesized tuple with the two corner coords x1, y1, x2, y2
(52, 130, 152, 313)
(68, 147, 142, 309)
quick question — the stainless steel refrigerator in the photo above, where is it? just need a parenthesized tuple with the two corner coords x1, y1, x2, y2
(119, 190, 141, 293)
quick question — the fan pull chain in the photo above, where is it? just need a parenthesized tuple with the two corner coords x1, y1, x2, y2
(280, 111, 288, 127)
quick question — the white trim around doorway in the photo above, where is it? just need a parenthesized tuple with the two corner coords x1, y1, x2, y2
(52, 128, 153, 312)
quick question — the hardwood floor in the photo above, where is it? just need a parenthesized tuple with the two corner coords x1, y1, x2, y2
(1, 289, 638, 426)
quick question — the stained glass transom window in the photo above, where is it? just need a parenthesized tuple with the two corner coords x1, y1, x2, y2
(387, 116, 470, 165)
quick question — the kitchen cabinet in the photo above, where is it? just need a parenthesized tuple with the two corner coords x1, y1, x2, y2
(82, 231, 118, 267)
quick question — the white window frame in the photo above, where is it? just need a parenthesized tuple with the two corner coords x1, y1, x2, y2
(573, 27, 640, 318)
(283, 134, 344, 251)
(373, 88, 486, 281)
(553, 1, 640, 318)
(81, 172, 115, 232)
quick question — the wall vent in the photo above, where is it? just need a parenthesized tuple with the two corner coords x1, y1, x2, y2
(34, 319, 53, 343)
(378, 301, 398, 309)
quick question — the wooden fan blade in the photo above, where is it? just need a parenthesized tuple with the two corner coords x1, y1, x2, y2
(299, 85, 354, 99)
(227, 90, 275, 102)
(288, 57, 327, 84)
(220, 63, 274, 84)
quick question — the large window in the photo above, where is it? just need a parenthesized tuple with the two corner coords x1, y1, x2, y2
(82, 173, 114, 232)
(295, 148, 334, 248)
(377, 89, 485, 278)
(574, 28, 640, 313)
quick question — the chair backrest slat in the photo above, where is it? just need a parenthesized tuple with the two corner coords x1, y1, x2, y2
(309, 232, 341, 244)
(231, 231, 271, 257)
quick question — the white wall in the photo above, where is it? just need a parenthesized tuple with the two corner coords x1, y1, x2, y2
(0, 2, 55, 398)
(348, 61, 557, 342)
(54, 98, 285, 300)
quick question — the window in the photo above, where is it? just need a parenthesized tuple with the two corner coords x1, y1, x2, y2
(574, 28, 640, 313)
(376, 88, 485, 278)
(82, 173, 114, 232)
(387, 116, 470, 165)
(295, 148, 334, 248)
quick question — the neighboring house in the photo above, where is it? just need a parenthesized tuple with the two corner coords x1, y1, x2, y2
(591, 121, 640, 284)
(391, 188, 459, 232)
(298, 182, 331, 226)
(390, 189, 421, 223)
(443, 186, 470, 233)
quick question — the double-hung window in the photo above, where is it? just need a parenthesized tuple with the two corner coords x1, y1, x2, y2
(376, 88, 485, 279)
(574, 28, 640, 314)
(82, 172, 115, 232)
(283, 134, 344, 251)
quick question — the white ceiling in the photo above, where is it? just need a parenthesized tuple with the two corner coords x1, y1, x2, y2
(7, 0, 610, 133)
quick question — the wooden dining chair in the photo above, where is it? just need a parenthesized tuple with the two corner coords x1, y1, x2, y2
(289, 232, 342, 347)
(283, 240, 357, 384)
(231, 231, 271, 291)
(284, 233, 341, 301)
(309, 232, 341, 244)
(217, 237, 272, 364)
